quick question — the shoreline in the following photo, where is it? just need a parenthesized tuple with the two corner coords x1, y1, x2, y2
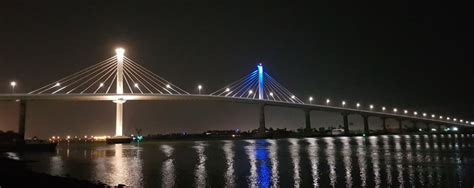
(0, 155, 117, 188)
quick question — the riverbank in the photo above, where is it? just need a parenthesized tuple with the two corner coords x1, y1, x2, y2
(0, 155, 116, 188)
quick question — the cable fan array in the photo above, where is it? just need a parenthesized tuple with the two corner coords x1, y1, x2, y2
(28, 56, 189, 95)
(210, 70, 304, 103)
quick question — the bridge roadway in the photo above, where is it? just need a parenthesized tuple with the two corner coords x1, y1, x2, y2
(0, 94, 469, 139)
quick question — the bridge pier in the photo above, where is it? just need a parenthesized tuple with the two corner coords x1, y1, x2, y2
(304, 109, 311, 132)
(397, 119, 403, 133)
(381, 117, 387, 133)
(342, 113, 349, 134)
(258, 104, 266, 133)
(18, 100, 26, 140)
(363, 115, 369, 136)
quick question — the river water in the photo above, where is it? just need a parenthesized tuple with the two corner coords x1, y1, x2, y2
(10, 134, 474, 187)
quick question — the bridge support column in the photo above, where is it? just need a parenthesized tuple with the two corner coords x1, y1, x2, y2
(398, 119, 403, 134)
(342, 113, 349, 134)
(425, 123, 430, 132)
(363, 115, 369, 136)
(258, 104, 266, 133)
(381, 117, 387, 133)
(18, 100, 26, 140)
(304, 109, 311, 132)
(116, 103, 123, 136)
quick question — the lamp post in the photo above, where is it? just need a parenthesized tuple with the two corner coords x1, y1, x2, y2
(198, 84, 202, 95)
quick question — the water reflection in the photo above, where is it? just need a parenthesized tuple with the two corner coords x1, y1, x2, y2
(161, 144, 175, 188)
(18, 134, 474, 187)
(324, 137, 336, 187)
(193, 141, 207, 188)
(341, 137, 352, 188)
(268, 139, 279, 187)
(289, 138, 301, 187)
(223, 141, 235, 187)
(306, 138, 320, 187)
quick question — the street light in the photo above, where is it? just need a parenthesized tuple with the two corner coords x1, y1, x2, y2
(248, 90, 253, 94)
(342, 101, 346, 107)
(269, 92, 274, 97)
(225, 88, 230, 92)
(291, 95, 296, 99)
(414, 111, 418, 116)
(55, 82, 61, 87)
(404, 110, 408, 114)
(166, 84, 171, 89)
(99, 83, 104, 87)
(10, 81, 16, 93)
(369, 104, 374, 110)
(382, 106, 386, 111)
(198, 84, 202, 94)
(134, 83, 139, 88)
(431, 114, 435, 118)
(308, 96, 313, 104)
(422, 113, 427, 117)
(356, 103, 361, 108)
(326, 99, 330, 105)
(393, 108, 398, 113)
(447, 117, 451, 120)
(439, 116, 443, 119)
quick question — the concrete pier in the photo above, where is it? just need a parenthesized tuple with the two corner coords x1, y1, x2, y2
(18, 100, 26, 140)
(363, 115, 369, 135)
(342, 113, 349, 133)
(304, 109, 311, 131)
(258, 104, 266, 133)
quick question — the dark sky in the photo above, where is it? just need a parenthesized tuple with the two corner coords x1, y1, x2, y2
(0, 1, 472, 138)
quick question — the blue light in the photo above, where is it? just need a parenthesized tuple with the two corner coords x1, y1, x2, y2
(255, 140, 270, 187)
(257, 63, 264, 100)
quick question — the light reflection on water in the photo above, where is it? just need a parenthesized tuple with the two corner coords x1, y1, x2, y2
(14, 134, 474, 187)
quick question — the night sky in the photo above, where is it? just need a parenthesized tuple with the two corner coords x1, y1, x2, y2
(0, 1, 472, 138)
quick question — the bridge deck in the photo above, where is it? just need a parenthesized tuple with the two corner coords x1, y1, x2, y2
(0, 94, 468, 127)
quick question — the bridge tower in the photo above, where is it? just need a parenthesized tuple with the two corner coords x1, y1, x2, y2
(257, 63, 266, 133)
(114, 48, 126, 136)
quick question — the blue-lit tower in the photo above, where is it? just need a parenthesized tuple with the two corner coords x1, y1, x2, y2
(257, 63, 264, 100)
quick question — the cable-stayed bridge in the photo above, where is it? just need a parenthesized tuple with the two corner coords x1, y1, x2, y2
(1, 48, 472, 139)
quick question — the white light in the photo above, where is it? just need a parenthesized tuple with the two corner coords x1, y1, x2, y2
(269, 92, 274, 96)
(447, 117, 451, 120)
(431, 128, 437, 132)
(66, 135, 71, 139)
(439, 116, 443, 119)
(431, 114, 435, 118)
(466, 121, 469, 124)
(471, 122, 474, 125)
(453, 118, 457, 122)
(356, 103, 361, 108)
(134, 83, 139, 88)
(460, 119, 464, 123)
(99, 83, 104, 87)
(423, 113, 427, 117)
(249, 90, 253, 94)
(414, 111, 418, 115)
(326, 99, 330, 104)
(393, 108, 398, 113)
(452, 127, 458, 131)
(291, 95, 296, 99)
(115, 48, 125, 55)
(404, 110, 408, 114)
(225, 88, 230, 92)
(309, 96, 313, 102)
(10, 81, 16, 87)
(55, 82, 61, 87)
(342, 101, 346, 106)
(382, 106, 386, 111)
(369, 104, 374, 110)
(166, 84, 171, 88)
(198, 85, 202, 90)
